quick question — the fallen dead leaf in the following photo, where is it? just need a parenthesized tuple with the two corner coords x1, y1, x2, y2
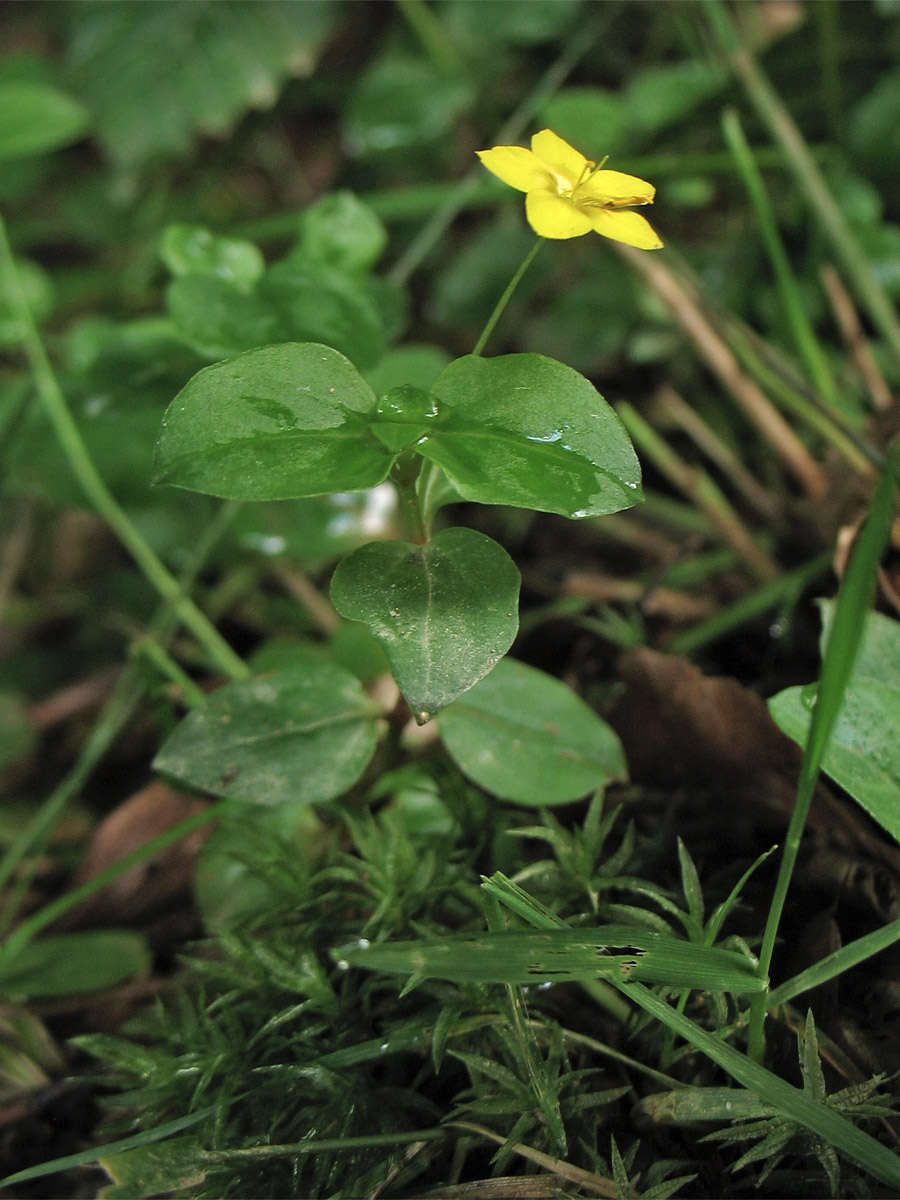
(58, 780, 210, 929)
(610, 647, 900, 878)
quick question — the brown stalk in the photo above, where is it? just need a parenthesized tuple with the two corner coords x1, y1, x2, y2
(618, 245, 828, 500)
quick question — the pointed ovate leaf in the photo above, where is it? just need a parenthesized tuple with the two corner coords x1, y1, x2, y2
(438, 657, 627, 805)
(66, 1, 336, 168)
(330, 529, 520, 723)
(166, 275, 284, 359)
(154, 343, 393, 500)
(0, 82, 91, 160)
(770, 680, 900, 845)
(260, 260, 387, 368)
(153, 663, 381, 805)
(418, 353, 642, 518)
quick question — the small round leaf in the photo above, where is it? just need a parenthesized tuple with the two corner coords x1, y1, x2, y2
(438, 657, 627, 805)
(153, 662, 381, 805)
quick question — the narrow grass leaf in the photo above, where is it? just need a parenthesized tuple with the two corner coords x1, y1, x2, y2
(768, 917, 900, 1009)
(751, 441, 899, 1057)
(337, 928, 765, 993)
(620, 980, 900, 1191)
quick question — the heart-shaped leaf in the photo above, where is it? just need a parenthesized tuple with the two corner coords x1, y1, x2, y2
(330, 528, 520, 723)
(154, 343, 394, 500)
(418, 353, 641, 518)
(154, 663, 382, 805)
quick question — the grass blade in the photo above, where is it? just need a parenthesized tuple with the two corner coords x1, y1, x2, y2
(749, 440, 900, 1057)
(619, 980, 900, 1191)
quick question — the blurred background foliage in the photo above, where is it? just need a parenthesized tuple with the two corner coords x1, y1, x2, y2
(4, 2, 900, 1195)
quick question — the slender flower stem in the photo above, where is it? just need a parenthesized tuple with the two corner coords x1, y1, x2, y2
(471, 238, 543, 357)
(388, 9, 610, 287)
(0, 212, 248, 682)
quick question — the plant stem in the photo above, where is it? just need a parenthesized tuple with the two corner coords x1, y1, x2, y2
(706, 0, 900, 368)
(388, 8, 611, 286)
(0, 498, 241, 933)
(395, 0, 462, 74)
(390, 454, 428, 544)
(472, 238, 543, 357)
(747, 441, 900, 1060)
(0, 212, 248, 682)
(722, 108, 838, 410)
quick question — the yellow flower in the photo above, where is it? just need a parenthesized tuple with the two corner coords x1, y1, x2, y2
(477, 128, 662, 249)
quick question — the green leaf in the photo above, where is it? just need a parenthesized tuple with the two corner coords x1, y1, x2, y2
(540, 88, 628, 157)
(330, 528, 520, 723)
(438, 658, 627, 805)
(364, 344, 451, 397)
(0, 258, 55, 345)
(336, 927, 765, 993)
(260, 260, 388, 368)
(0, 81, 90, 160)
(420, 354, 642, 518)
(166, 275, 284, 359)
(770, 678, 900, 844)
(291, 191, 388, 275)
(66, 1, 336, 168)
(0, 931, 150, 999)
(153, 663, 381, 805)
(622, 61, 724, 139)
(154, 343, 393, 500)
(769, 603, 900, 845)
(194, 802, 327, 932)
(850, 65, 900, 174)
(160, 224, 265, 287)
(446, 0, 582, 47)
(344, 56, 473, 154)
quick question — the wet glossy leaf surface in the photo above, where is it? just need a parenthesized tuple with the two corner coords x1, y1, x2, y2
(439, 657, 627, 805)
(154, 343, 394, 499)
(330, 528, 520, 722)
(420, 353, 642, 517)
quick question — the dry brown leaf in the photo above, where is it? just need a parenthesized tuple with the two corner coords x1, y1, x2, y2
(610, 647, 900, 876)
(59, 780, 210, 929)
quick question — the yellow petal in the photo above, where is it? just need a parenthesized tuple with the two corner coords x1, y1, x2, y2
(530, 129, 588, 189)
(476, 146, 552, 193)
(587, 208, 663, 249)
(526, 190, 592, 239)
(579, 168, 656, 206)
